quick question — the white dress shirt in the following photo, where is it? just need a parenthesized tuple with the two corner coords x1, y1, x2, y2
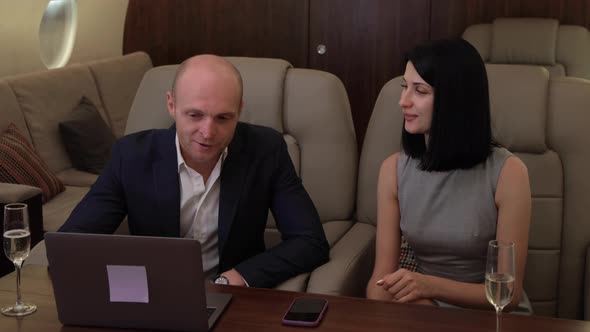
(176, 135, 227, 279)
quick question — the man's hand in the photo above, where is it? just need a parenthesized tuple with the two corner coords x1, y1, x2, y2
(221, 269, 247, 286)
(376, 269, 435, 303)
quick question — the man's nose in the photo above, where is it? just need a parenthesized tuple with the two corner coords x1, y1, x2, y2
(200, 117, 216, 138)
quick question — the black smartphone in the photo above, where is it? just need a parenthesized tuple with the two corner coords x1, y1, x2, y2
(282, 297, 328, 327)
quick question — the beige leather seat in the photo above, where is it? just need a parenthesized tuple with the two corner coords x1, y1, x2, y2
(363, 64, 590, 319)
(463, 17, 590, 80)
(125, 57, 372, 294)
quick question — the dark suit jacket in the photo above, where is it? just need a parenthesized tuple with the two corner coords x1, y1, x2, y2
(59, 122, 329, 287)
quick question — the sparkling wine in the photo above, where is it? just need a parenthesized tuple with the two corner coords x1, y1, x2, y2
(485, 273, 514, 309)
(3, 229, 31, 264)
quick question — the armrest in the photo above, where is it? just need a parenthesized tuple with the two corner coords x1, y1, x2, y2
(55, 168, 98, 187)
(585, 247, 590, 320)
(0, 183, 42, 203)
(274, 273, 310, 292)
(306, 222, 376, 297)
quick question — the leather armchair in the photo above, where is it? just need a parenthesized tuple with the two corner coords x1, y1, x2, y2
(364, 64, 590, 319)
(126, 57, 368, 294)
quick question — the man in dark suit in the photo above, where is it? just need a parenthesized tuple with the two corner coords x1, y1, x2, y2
(59, 55, 329, 288)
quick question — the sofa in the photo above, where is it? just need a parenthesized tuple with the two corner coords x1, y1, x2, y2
(0, 52, 153, 235)
(363, 64, 590, 319)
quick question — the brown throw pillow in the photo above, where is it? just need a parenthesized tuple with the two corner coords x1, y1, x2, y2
(59, 97, 116, 174)
(0, 123, 65, 203)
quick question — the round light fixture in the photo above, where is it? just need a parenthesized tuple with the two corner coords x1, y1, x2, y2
(38, 0, 78, 69)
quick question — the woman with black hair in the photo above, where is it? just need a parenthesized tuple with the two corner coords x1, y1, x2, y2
(366, 39, 532, 310)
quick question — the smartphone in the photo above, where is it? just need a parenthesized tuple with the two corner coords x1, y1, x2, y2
(282, 297, 328, 327)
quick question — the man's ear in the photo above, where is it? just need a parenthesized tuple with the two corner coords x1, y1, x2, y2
(238, 100, 244, 116)
(166, 91, 175, 119)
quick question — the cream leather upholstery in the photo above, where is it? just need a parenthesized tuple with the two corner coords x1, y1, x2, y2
(364, 64, 590, 319)
(463, 18, 590, 80)
(465, 19, 590, 318)
(124, 57, 366, 294)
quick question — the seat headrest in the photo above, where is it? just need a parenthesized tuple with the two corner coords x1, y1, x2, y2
(125, 57, 292, 135)
(486, 64, 549, 153)
(125, 65, 177, 135)
(491, 18, 559, 65)
(225, 57, 292, 132)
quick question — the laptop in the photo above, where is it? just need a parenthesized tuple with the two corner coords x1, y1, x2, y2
(45, 232, 232, 332)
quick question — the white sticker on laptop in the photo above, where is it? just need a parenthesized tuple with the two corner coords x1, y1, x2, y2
(106, 265, 149, 303)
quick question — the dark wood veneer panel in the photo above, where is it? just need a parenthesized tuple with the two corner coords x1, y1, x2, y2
(124, 0, 308, 67)
(309, 0, 431, 147)
(124, 0, 590, 148)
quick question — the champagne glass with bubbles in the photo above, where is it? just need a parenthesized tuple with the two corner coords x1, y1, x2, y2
(2, 203, 36, 316)
(485, 240, 515, 332)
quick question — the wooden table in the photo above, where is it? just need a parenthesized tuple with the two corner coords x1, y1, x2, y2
(1, 265, 589, 331)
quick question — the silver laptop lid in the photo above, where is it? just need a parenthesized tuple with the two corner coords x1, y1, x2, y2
(45, 232, 226, 332)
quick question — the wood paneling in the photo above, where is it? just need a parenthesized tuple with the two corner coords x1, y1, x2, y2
(124, 0, 590, 147)
(124, 1, 171, 66)
(309, 0, 431, 147)
(124, 0, 309, 67)
(561, 0, 590, 25)
(430, 0, 489, 40)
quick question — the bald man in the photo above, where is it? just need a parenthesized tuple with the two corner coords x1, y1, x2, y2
(60, 55, 329, 288)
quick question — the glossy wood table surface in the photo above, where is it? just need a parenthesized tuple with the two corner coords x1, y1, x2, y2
(0, 265, 588, 331)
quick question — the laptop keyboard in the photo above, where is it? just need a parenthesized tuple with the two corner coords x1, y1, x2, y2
(207, 307, 216, 318)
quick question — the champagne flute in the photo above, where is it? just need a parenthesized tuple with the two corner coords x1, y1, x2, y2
(1, 203, 37, 316)
(485, 240, 515, 332)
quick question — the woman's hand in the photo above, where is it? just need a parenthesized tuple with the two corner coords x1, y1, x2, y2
(377, 269, 435, 303)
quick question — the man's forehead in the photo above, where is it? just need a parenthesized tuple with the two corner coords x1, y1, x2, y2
(177, 66, 238, 91)
(183, 58, 236, 79)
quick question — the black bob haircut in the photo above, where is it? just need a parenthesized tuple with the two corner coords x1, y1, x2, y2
(401, 38, 496, 171)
